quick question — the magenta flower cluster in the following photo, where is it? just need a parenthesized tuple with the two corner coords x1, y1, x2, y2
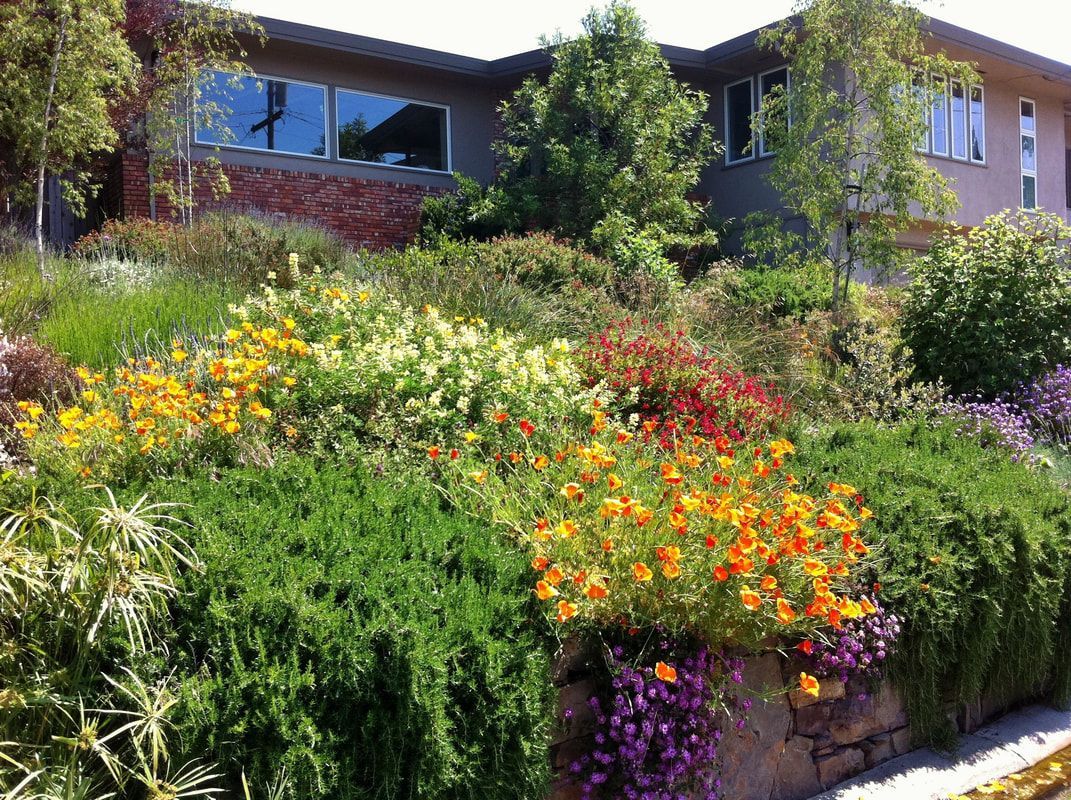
(569, 639, 743, 800)
(808, 595, 901, 684)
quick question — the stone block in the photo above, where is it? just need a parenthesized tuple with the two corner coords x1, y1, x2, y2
(890, 725, 913, 755)
(827, 684, 908, 745)
(796, 702, 833, 736)
(790, 678, 846, 709)
(861, 732, 896, 769)
(772, 735, 821, 800)
(815, 746, 866, 789)
(555, 678, 597, 740)
(718, 653, 793, 800)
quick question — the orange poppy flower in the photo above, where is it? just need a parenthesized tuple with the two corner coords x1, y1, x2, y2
(494, 411, 509, 423)
(519, 419, 535, 438)
(655, 661, 678, 683)
(531, 556, 549, 571)
(556, 601, 578, 622)
(427, 446, 441, 460)
(535, 581, 558, 600)
(776, 598, 797, 624)
(544, 567, 564, 586)
(556, 520, 578, 538)
(662, 561, 681, 579)
(760, 575, 778, 591)
(860, 597, 877, 615)
(585, 584, 608, 599)
(740, 586, 762, 611)
(607, 473, 623, 491)
(796, 640, 813, 655)
(799, 672, 820, 697)
(602, 538, 614, 552)
(633, 562, 654, 582)
(712, 565, 729, 582)
(532, 455, 550, 470)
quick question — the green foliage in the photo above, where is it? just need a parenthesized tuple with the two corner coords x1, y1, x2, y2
(475, 233, 614, 289)
(419, 173, 516, 243)
(494, 2, 718, 252)
(156, 458, 554, 800)
(0, 236, 71, 334)
(794, 422, 1071, 749)
(714, 262, 834, 320)
(755, 0, 975, 308)
(38, 276, 236, 369)
(0, 0, 138, 260)
(903, 211, 1071, 396)
(0, 488, 215, 798)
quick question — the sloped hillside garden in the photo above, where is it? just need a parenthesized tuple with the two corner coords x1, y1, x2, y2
(2, 204, 1071, 800)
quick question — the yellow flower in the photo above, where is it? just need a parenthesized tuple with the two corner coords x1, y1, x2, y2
(171, 348, 188, 363)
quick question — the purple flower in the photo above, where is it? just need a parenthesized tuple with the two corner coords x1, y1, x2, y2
(808, 595, 901, 684)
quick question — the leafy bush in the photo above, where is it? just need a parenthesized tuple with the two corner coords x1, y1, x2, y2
(580, 318, 788, 447)
(714, 262, 834, 321)
(440, 416, 877, 649)
(37, 276, 237, 369)
(71, 216, 177, 263)
(419, 172, 515, 243)
(476, 232, 614, 289)
(240, 266, 603, 451)
(793, 422, 1071, 748)
(156, 458, 553, 800)
(903, 211, 1071, 396)
(0, 334, 76, 460)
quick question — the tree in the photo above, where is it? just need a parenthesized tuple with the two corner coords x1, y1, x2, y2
(138, 0, 263, 225)
(494, 2, 719, 254)
(754, 0, 977, 310)
(0, 0, 138, 270)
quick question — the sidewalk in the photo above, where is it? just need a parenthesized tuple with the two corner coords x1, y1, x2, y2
(809, 705, 1071, 800)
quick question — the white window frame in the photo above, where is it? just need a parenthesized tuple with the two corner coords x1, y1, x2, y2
(334, 86, 453, 174)
(757, 65, 790, 157)
(950, 78, 968, 161)
(930, 73, 949, 157)
(194, 70, 330, 160)
(724, 76, 755, 165)
(1020, 96, 1037, 210)
(968, 84, 986, 165)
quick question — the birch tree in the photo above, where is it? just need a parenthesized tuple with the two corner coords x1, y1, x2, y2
(0, 0, 137, 270)
(755, 0, 976, 310)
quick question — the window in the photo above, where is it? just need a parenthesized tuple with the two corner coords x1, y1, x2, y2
(950, 80, 967, 160)
(912, 75, 929, 151)
(335, 89, 450, 171)
(915, 75, 983, 164)
(724, 77, 754, 164)
(970, 85, 985, 162)
(197, 70, 327, 157)
(758, 67, 789, 156)
(1020, 97, 1037, 210)
(930, 75, 949, 156)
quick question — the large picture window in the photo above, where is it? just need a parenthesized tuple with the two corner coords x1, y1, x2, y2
(336, 89, 449, 171)
(196, 71, 327, 157)
(724, 77, 755, 164)
(758, 67, 789, 156)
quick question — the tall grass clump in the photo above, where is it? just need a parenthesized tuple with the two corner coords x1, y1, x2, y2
(37, 277, 237, 369)
(794, 421, 1071, 749)
(0, 223, 75, 335)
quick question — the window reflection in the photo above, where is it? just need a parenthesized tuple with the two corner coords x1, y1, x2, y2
(336, 90, 449, 171)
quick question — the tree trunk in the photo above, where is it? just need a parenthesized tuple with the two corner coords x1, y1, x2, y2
(35, 12, 69, 276)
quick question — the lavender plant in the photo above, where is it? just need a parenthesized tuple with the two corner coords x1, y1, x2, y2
(808, 596, 901, 684)
(1017, 364, 1071, 446)
(937, 396, 1037, 464)
(567, 638, 743, 800)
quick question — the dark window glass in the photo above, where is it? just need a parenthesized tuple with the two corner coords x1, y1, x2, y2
(1022, 174, 1036, 210)
(970, 85, 985, 162)
(198, 71, 326, 156)
(759, 68, 788, 155)
(725, 79, 753, 162)
(337, 90, 449, 171)
(1020, 99, 1035, 132)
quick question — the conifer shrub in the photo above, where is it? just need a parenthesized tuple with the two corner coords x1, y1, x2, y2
(793, 421, 1071, 749)
(157, 458, 554, 800)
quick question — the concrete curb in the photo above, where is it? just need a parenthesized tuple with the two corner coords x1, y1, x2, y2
(808, 705, 1071, 800)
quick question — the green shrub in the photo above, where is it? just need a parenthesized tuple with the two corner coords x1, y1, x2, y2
(903, 211, 1071, 396)
(155, 458, 553, 800)
(714, 261, 834, 320)
(38, 277, 236, 368)
(476, 232, 614, 289)
(793, 421, 1071, 749)
(419, 172, 515, 243)
(71, 216, 177, 263)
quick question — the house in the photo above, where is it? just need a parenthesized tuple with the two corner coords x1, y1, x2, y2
(102, 14, 1071, 251)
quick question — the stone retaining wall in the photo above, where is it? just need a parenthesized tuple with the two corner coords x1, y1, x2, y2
(550, 643, 1013, 800)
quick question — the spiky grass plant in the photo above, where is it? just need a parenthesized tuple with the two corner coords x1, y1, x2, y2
(0, 488, 219, 800)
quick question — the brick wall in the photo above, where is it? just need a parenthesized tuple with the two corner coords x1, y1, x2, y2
(108, 152, 446, 249)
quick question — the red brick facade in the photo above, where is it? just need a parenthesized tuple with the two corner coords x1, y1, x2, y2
(106, 152, 445, 249)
